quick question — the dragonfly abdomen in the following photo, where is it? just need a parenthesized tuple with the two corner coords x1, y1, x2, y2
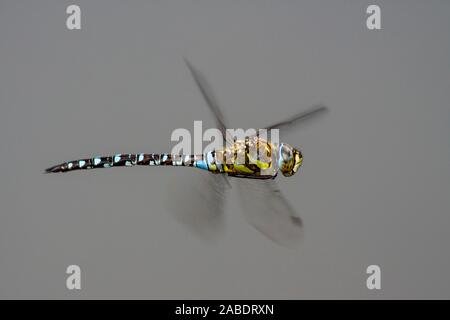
(45, 153, 207, 173)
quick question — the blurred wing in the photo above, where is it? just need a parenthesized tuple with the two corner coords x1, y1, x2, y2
(166, 57, 231, 239)
(184, 57, 232, 189)
(237, 179, 304, 248)
(265, 104, 328, 138)
(166, 169, 229, 241)
(183, 57, 234, 146)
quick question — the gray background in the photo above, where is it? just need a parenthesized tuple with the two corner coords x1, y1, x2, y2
(0, 0, 449, 299)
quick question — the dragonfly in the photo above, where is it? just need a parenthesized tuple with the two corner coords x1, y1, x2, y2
(45, 58, 327, 247)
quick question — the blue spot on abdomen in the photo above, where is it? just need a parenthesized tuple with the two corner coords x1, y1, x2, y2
(195, 160, 208, 170)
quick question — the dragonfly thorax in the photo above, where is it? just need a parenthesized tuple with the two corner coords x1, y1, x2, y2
(278, 143, 303, 177)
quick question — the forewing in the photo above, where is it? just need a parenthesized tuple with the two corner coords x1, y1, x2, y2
(236, 178, 304, 248)
(264, 104, 328, 139)
(183, 57, 234, 146)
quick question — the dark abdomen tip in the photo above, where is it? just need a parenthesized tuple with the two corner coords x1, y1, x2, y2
(44, 164, 64, 173)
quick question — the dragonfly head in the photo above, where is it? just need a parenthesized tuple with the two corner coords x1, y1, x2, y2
(278, 143, 303, 177)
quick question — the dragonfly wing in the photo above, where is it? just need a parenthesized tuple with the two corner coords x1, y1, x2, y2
(183, 58, 234, 146)
(166, 170, 230, 241)
(236, 178, 304, 248)
(264, 104, 328, 138)
(185, 57, 327, 141)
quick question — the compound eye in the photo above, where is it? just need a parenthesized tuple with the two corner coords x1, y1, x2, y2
(281, 144, 292, 162)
